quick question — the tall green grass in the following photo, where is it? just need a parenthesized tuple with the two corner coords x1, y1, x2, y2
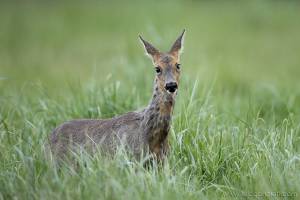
(1, 1, 300, 199)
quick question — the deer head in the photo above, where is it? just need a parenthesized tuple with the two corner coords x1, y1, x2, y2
(139, 30, 185, 96)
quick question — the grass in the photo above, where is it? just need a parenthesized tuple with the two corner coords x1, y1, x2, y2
(0, 1, 300, 199)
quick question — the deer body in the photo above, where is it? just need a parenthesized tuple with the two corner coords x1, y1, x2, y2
(50, 30, 185, 162)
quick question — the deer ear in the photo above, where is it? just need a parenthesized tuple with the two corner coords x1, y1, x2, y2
(169, 29, 185, 58)
(139, 35, 160, 61)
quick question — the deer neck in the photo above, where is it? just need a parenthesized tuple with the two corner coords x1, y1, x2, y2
(142, 82, 176, 149)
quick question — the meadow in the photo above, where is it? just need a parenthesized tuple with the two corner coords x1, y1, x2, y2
(0, 1, 300, 199)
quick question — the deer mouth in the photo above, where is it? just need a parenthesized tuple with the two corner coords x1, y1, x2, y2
(166, 88, 177, 93)
(166, 88, 178, 96)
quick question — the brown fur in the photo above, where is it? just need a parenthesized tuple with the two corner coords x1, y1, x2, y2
(49, 30, 185, 163)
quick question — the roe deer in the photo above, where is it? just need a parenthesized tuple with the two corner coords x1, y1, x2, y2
(49, 30, 185, 163)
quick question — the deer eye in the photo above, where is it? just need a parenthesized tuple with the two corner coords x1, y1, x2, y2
(155, 66, 161, 74)
(176, 63, 181, 70)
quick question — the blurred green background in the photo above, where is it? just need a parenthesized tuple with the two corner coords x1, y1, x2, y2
(1, 1, 300, 199)
(1, 0, 299, 92)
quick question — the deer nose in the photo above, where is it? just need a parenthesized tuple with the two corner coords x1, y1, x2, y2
(165, 82, 178, 93)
